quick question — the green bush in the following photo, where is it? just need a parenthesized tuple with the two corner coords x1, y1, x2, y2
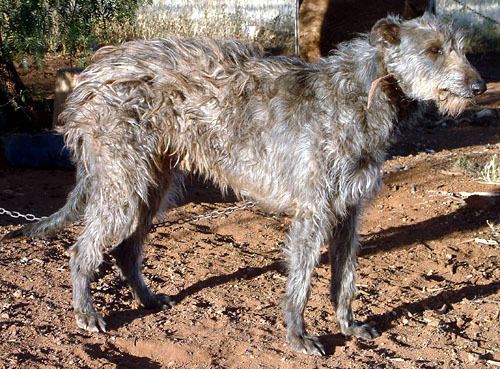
(0, 0, 147, 63)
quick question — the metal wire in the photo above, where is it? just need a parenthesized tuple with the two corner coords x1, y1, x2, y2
(150, 201, 255, 231)
(0, 202, 255, 227)
(449, 0, 500, 25)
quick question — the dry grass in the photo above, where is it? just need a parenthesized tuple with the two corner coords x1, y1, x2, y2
(453, 155, 500, 185)
(94, 1, 296, 54)
(481, 155, 500, 184)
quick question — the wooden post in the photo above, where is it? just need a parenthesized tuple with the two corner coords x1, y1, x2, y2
(52, 67, 83, 127)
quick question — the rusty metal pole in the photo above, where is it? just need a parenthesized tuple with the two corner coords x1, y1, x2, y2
(295, 0, 300, 56)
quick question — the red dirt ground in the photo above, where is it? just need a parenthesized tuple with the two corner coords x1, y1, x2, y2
(1, 85, 499, 369)
(1, 10, 500, 368)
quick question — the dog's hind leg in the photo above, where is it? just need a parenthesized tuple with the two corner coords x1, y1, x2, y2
(69, 167, 167, 332)
(329, 206, 379, 339)
(70, 214, 113, 332)
(111, 173, 175, 310)
(283, 216, 325, 356)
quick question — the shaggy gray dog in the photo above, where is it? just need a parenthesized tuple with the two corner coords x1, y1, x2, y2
(11, 14, 485, 355)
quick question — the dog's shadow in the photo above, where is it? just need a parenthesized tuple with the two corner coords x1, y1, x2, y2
(360, 203, 499, 255)
(83, 342, 162, 369)
(105, 261, 287, 331)
(106, 202, 498, 350)
(106, 278, 498, 356)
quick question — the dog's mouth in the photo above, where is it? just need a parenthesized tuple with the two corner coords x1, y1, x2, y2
(436, 88, 474, 117)
(437, 88, 474, 101)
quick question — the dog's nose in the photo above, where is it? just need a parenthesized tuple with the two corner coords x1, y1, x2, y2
(471, 80, 487, 96)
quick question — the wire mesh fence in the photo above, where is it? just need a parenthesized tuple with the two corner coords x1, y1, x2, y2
(437, 0, 500, 51)
(130, 0, 297, 54)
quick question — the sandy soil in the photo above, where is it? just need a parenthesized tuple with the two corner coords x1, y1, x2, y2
(0, 84, 500, 368)
(1, 16, 500, 369)
(0, 84, 499, 369)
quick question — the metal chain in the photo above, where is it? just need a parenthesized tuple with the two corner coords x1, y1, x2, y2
(0, 207, 46, 222)
(0, 202, 255, 226)
(150, 201, 255, 231)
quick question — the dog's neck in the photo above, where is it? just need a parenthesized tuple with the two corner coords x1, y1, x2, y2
(325, 39, 407, 111)
(355, 44, 415, 120)
(323, 39, 416, 153)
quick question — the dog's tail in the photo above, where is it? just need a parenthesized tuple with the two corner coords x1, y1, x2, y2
(3, 169, 88, 240)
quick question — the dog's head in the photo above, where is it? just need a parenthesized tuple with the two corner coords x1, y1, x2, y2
(369, 13, 486, 116)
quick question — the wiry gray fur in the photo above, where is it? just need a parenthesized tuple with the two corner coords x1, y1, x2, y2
(9, 14, 485, 355)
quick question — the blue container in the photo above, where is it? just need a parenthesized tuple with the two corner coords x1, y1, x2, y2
(1, 132, 73, 169)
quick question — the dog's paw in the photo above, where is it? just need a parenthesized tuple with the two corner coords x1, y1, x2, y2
(342, 321, 379, 339)
(288, 334, 326, 356)
(142, 293, 175, 310)
(75, 311, 106, 333)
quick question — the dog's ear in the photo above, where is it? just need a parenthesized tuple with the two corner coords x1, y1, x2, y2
(369, 17, 401, 47)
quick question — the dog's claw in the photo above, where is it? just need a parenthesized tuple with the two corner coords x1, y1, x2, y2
(342, 322, 379, 339)
(75, 311, 106, 333)
(155, 294, 176, 309)
(142, 293, 175, 310)
(288, 335, 326, 356)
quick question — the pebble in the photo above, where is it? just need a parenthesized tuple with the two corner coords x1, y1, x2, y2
(467, 352, 480, 364)
(436, 304, 449, 314)
(474, 109, 494, 120)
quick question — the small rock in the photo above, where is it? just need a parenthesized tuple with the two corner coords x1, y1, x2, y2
(456, 315, 466, 328)
(436, 304, 449, 314)
(427, 318, 440, 327)
(474, 109, 494, 120)
(467, 352, 480, 364)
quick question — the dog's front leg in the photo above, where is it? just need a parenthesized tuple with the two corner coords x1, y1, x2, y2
(283, 216, 325, 356)
(329, 205, 379, 339)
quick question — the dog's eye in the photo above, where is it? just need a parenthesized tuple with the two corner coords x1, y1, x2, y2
(429, 47, 443, 55)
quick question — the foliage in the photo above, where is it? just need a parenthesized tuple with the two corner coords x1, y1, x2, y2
(0, 0, 147, 63)
(0, 0, 48, 64)
(453, 155, 500, 184)
(454, 156, 481, 173)
(127, 1, 295, 55)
